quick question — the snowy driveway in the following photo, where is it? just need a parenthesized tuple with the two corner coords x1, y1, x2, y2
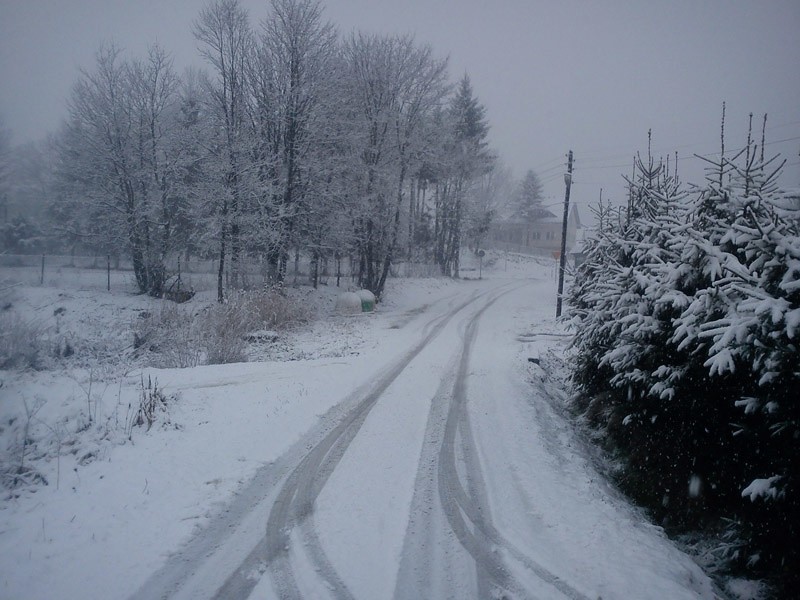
(130, 276, 717, 600)
(0, 267, 719, 599)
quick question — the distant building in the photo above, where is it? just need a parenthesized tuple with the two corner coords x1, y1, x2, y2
(488, 204, 582, 257)
(568, 226, 589, 268)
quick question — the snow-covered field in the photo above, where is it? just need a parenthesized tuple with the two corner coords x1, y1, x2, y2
(0, 253, 727, 599)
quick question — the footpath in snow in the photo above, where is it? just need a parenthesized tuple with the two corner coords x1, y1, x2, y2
(0, 253, 719, 599)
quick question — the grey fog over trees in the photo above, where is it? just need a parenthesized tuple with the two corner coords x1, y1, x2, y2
(5, 0, 507, 301)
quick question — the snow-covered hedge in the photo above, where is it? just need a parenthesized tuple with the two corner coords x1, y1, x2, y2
(567, 138, 799, 592)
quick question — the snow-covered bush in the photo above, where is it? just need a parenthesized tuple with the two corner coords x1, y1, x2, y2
(201, 289, 309, 364)
(567, 129, 799, 592)
(335, 292, 363, 315)
(245, 287, 309, 330)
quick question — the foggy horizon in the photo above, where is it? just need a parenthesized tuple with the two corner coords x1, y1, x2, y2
(1, 0, 799, 205)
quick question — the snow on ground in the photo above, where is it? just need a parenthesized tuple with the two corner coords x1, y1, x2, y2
(0, 251, 731, 599)
(467, 282, 715, 599)
(0, 261, 494, 600)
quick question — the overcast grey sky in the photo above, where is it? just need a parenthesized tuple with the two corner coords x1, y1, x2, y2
(1, 0, 799, 208)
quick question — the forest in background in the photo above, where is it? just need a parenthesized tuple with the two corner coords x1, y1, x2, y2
(0, 0, 549, 302)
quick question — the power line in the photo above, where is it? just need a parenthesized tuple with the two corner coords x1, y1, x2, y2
(540, 171, 567, 184)
(532, 156, 566, 171)
(523, 131, 800, 181)
(537, 163, 568, 175)
(568, 129, 800, 167)
(763, 135, 800, 146)
(567, 137, 800, 174)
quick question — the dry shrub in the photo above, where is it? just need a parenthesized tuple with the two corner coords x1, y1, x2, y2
(200, 288, 307, 364)
(200, 299, 251, 364)
(0, 313, 45, 370)
(245, 287, 309, 330)
(126, 375, 170, 435)
(132, 287, 307, 367)
(132, 304, 202, 368)
(132, 289, 308, 367)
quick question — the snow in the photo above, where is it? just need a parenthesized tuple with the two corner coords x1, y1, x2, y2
(0, 251, 720, 599)
(463, 283, 715, 600)
(725, 577, 768, 600)
(741, 476, 782, 502)
(335, 291, 363, 315)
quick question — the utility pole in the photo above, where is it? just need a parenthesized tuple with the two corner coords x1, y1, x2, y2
(556, 150, 573, 318)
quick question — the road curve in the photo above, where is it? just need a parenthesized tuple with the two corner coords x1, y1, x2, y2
(395, 286, 590, 600)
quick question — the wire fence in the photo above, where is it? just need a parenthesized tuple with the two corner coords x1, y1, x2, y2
(0, 253, 455, 293)
(0, 245, 559, 293)
(0, 253, 362, 293)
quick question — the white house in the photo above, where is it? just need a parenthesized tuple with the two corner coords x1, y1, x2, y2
(488, 204, 582, 257)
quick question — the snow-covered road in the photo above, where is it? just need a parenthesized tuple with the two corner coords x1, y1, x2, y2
(129, 275, 718, 600)
(0, 260, 720, 599)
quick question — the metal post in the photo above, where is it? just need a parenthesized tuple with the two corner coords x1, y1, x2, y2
(40, 254, 45, 285)
(556, 150, 573, 318)
(107, 255, 111, 291)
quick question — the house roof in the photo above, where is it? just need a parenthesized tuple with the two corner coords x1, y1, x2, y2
(534, 204, 581, 226)
(493, 203, 581, 227)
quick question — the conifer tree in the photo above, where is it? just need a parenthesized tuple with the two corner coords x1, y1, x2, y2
(567, 119, 799, 592)
(434, 75, 492, 277)
(513, 169, 545, 223)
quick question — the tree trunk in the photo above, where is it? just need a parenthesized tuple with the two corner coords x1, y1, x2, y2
(408, 176, 416, 261)
(311, 251, 319, 289)
(217, 197, 228, 303)
(452, 190, 462, 279)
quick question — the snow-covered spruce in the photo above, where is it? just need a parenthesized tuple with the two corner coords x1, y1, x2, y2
(567, 132, 799, 593)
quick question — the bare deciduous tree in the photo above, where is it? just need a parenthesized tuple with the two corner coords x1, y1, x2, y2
(58, 44, 182, 296)
(194, 0, 253, 300)
(343, 32, 448, 297)
(251, 0, 338, 283)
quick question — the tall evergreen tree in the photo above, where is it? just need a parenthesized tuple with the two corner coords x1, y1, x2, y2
(434, 74, 492, 277)
(513, 169, 545, 223)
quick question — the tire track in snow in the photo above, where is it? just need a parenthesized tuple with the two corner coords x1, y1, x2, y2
(398, 284, 592, 600)
(128, 286, 488, 600)
(437, 290, 524, 599)
(395, 285, 523, 599)
(214, 282, 522, 599)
